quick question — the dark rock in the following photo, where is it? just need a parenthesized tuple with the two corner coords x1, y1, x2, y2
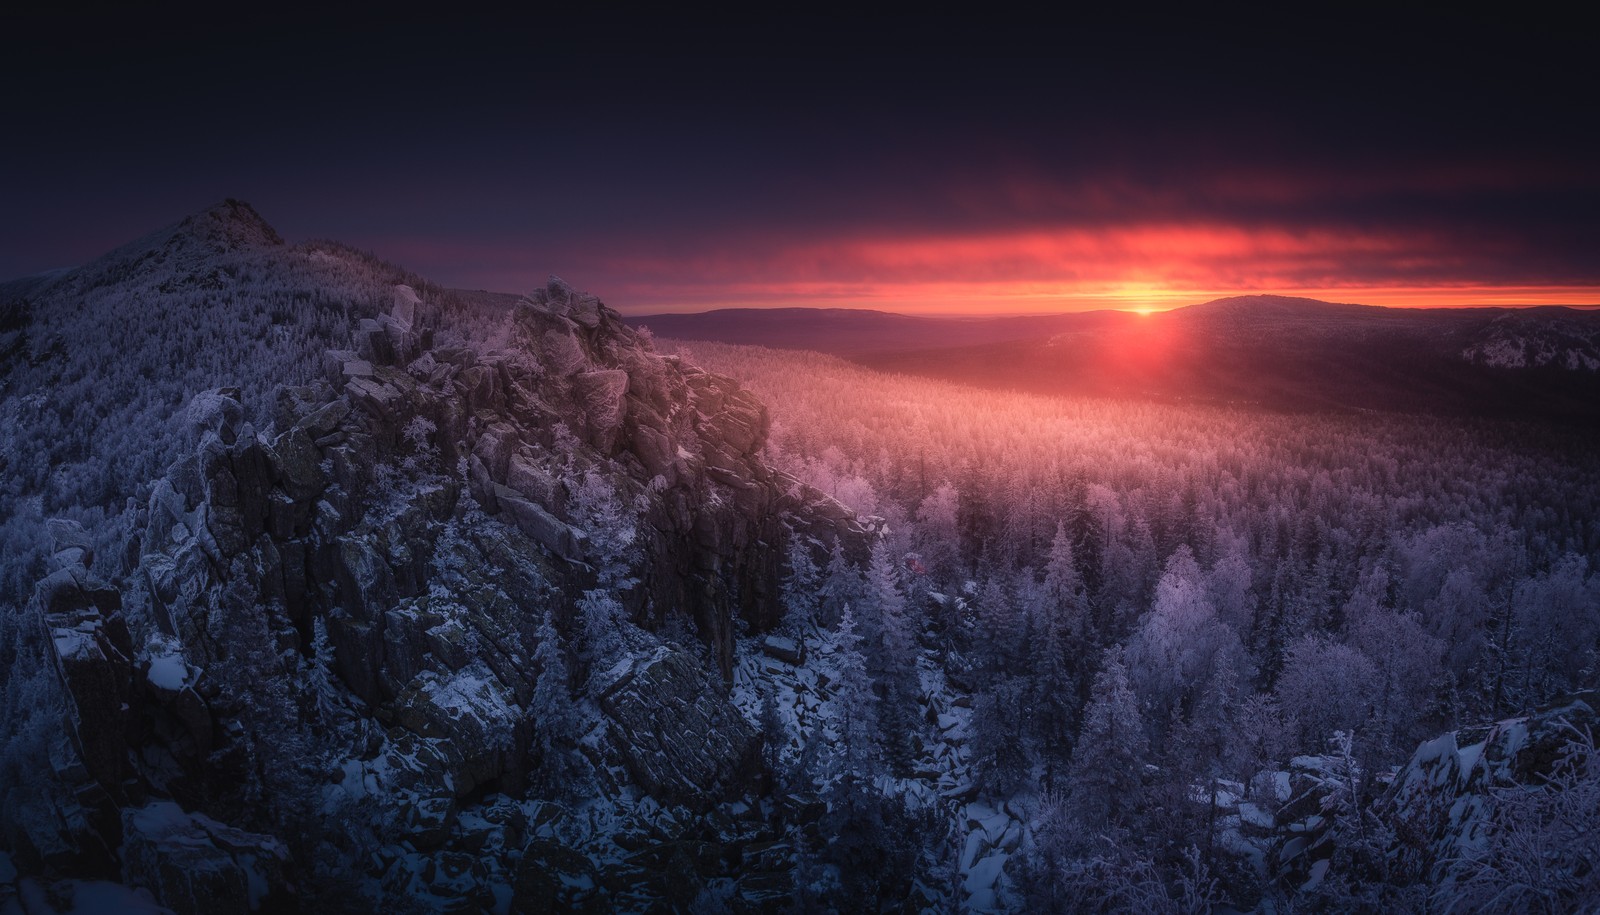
(389, 663, 525, 797)
(494, 486, 586, 561)
(121, 801, 290, 915)
(573, 370, 629, 451)
(1383, 693, 1598, 881)
(760, 634, 804, 665)
(600, 648, 758, 809)
(510, 839, 602, 914)
(36, 565, 133, 796)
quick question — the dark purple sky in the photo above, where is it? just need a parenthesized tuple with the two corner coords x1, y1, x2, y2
(3, 11, 1596, 313)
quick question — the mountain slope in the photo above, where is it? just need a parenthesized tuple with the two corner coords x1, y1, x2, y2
(0, 204, 873, 910)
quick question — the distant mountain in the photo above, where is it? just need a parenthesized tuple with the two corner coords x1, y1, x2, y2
(632, 296, 1600, 421)
(624, 307, 1132, 356)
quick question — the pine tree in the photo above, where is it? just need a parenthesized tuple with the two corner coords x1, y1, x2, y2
(781, 535, 821, 636)
(571, 470, 636, 587)
(759, 684, 788, 775)
(971, 675, 1031, 797)
(868, 541, 920, 772)
(1043, 521, 1090, 642)
(827, 607, 881, 784)
(1069, 651, 1148, 827)
(1027, 601, 1077, 785)
(531, 607, 584, 795)
(578, 589, 627, 675)
(913, 482, 962, 586)
(818, 538, 864, 628)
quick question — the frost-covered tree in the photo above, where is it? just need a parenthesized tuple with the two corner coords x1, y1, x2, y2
(826, 607, 880, 784)
(1207, 532, 1257, 635)
(1348, 603, 1445, 758)
(976, 572, 1027, 674)
(914, 481, 962, 585)
(818, 538, 864, 628)
(1444, 725, 1600, 913)
(531, 607, 585, 795)
(1043, 521, 1092, 641)
(1125, 545, 1247, 751)
(972, 675, 1032, 798)
(570, 469, 637, 587)
(1069, 651, 1148, 827)
(759, 685, 789, 775)
(866, 541, 920, 772)
(781, 535, 822, 635)
(1274, 635, 1381, 754)
(1027, 599, 1079, 783)
(1505, 554, 1600, 708)
(577, 589, 629, 674)
(1019, 791, 1222, 915)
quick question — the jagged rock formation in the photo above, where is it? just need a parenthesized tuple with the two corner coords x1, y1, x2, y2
(121, 802, 290, 915)
(1383, 692, 1597, 882)
(599, 647, 759, 809)
(6, 212, 871, 910)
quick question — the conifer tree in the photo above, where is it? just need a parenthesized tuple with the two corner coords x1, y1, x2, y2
(531, 607, 584, 794)
(827, 607, 880, 785)
(1069, 651, 1148, 826)
(868, 541, 920, 771)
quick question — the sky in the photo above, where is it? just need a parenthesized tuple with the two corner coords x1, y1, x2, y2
(3, 11, 1597, 315)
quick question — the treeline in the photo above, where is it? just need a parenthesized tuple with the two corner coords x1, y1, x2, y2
(671, 338, 1600, 909)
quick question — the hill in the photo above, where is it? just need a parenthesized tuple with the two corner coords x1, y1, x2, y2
(634, 296, 1600, 420)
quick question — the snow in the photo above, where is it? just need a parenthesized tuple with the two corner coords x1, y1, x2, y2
(1239, 802, 1275, 830)
(1455, 740, 1485, 785)
(144, 639, 190, 691)
(50, 625, 98, 662)
(962, 853, 1007, 910)
(1302, 858, 1330, 892)
(1271, 771, 1292, 802)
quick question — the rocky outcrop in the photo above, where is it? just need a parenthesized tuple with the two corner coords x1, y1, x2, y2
(121, 801, 290, 915)
(15, 272, 869, 905)
(28, 528, 136, 862)
(599, 648, 759, 809)
(1382, 693, 1597, 881)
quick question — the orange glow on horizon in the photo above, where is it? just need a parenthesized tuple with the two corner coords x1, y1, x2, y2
(372, 224, 1600, 317)
(611, 281, 1600, 317)
(581, 224, 1599, 315)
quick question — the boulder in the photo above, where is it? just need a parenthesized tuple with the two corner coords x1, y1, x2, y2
(392, 284, 420, 330)
(573, 370, 629, 451)
(1383, 693, 1598, 880)
(494, 485, 586, 561)
(511, 839, 602, 914)
(600, 649, 758, 809)
(389, 663, 525, 796)
(121, 801, 290, 915)
(36, 565, 133, 794)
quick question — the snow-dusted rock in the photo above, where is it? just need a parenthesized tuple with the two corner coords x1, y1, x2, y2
(600, 648, 758, 809)
(121, 801, 289, 915)
(1383, 692, 1597, 880)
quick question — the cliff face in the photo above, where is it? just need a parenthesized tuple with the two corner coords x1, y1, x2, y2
(8, 221, 867, 908)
